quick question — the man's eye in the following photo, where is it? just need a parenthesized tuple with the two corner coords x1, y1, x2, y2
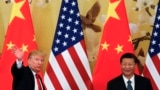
(35, 58, 40, 61)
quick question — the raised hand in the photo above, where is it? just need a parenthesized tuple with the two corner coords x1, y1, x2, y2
(12, 46, 24, 61)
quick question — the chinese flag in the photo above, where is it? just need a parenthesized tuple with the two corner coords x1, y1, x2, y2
(92, 0, 139, 90)
(0, 0, 37, 90)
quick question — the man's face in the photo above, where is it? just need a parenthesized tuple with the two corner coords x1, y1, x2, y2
(28, 55, 44, 72)
(120, 58, 136, 78)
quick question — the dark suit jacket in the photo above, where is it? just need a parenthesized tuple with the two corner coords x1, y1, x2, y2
(11, 62, 45, 90)
(107, 74, 153, 90)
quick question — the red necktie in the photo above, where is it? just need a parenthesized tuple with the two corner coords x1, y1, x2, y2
(35, 74, 43, 90)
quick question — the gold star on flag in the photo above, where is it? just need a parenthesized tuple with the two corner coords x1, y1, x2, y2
(9, 0, 25, 23)
(128, 35, 132, 43)
(21, 44, 28, 52)
(33, 35, 36, 41)
(115, 44, 123, 54)
(6, 41, 15, 50)
(101, 41, 110, 50)
(106, 0, 120, 21)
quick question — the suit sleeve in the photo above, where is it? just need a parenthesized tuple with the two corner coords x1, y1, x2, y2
(107, 81, 114, 90)
(11, 62, 24, 77)
(11, 62, 25, 90)
(146, 78, 153, 90)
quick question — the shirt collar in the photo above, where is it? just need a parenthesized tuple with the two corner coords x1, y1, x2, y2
(122, 74, 135, 89)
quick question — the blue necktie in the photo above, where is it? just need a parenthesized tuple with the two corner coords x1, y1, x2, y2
(127, 80, 133, 90)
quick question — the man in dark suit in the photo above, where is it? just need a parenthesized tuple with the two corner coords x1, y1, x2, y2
(107, 53, 152, 90)
(11, 47, 46, 90)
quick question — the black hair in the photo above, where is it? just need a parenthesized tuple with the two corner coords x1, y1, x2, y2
(120, 53, 139, 64)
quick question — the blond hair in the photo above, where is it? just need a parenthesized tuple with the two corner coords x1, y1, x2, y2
(28, 50, 46, 59)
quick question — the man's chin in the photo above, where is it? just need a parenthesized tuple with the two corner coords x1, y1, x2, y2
(123, 72, 133, 76)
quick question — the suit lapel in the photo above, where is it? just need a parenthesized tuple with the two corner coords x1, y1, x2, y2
(119, 75, 127, 90)
(26, 66, 35, 89)
(134, 74, 140, 90)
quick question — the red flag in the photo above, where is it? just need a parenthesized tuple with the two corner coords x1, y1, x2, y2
(142, 1, 160, 90)
(44, 0, 92, 89)
(92, 0, 139, 90)
(0, 0, 37, 90)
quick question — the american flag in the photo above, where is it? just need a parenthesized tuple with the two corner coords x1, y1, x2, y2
(44, 0, 92, 90)
(143, 1, 160, 90)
